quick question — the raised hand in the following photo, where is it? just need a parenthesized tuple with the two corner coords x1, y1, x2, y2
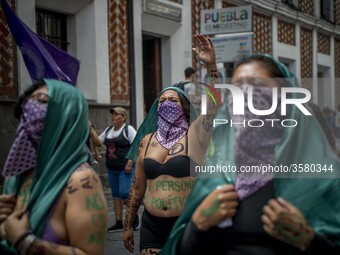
(192, 34, 217, 66)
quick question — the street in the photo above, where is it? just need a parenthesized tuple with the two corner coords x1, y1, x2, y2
(104, 198, 143, 255)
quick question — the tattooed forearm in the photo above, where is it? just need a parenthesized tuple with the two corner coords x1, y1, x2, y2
(202, 114, 214, 132)
(124, 176, 142, 230)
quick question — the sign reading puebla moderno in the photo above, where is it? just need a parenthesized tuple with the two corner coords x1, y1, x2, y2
(200, 6, 252, 35)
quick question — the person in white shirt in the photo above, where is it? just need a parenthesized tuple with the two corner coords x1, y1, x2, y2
(98, 107, 140, 233)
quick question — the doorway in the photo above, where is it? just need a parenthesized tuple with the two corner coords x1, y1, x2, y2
(317, 66, 331, 108)
(143, 34, 162, 113)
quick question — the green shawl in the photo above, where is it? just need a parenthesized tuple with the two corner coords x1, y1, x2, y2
(1, 79, 89, 253)
(160, 59, 340, 254)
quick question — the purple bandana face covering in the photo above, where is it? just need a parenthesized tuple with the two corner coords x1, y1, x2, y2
(2, 99, 47, 177)
(228, 84, 284, 200)
(156, 100, 189, 149)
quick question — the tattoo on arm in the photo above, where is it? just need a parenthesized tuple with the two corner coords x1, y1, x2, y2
(124, 177, 141, 230)
(80, 176, 93, 189)
(66, 179, 78, 194)
(202, 114, 214, 133)
(137, 140, 145, 157)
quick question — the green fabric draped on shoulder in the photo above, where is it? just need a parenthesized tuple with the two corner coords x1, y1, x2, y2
(1, 79, 89, 253)
(126, 86, 195, 162)
(160, 57, 340, 254)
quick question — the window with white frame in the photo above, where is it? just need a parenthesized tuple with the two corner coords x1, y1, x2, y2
(36, 8, 68, 51)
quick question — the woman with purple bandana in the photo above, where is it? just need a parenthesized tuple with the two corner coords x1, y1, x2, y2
(123, 34, 222, 255)
(160, 56, 340, 255)
(0, 80, 108, 255)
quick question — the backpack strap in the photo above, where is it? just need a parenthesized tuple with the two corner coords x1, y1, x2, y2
(123, 124, 129, 140)
(105, 125, 114, 138)
(175, 81, 190, 91)
(105, 124, 129, 140)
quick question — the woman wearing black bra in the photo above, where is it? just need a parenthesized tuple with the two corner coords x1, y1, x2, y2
(123, 34, 221, 255)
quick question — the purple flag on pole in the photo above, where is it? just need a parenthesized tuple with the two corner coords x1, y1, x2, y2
(1, 0, 80, 85)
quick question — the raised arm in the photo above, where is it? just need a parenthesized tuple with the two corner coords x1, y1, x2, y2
(89, 121, 102, 147)
(123, 137, 148, 252)
(189, 34, 221, 163)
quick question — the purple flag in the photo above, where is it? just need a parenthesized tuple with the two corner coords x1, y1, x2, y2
(1, 0, 80, 85)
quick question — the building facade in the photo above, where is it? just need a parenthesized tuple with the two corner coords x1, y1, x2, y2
(0, 0, 340, 175)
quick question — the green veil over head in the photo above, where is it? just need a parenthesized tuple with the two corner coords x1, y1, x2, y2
(1, 79, 89, 253)
(126, 86, 196, 162)
(161, 56, 340, 254)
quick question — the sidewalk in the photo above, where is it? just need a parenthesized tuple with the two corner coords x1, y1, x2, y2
(104, 197, 144, 255)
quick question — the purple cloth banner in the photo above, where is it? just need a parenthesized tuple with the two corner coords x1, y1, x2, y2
(1, 0, 80, 85)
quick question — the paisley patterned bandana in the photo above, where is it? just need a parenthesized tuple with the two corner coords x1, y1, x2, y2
(156, 100, 189, 149)
(228, 84, 284, 200)
(2, 99, 47, 177)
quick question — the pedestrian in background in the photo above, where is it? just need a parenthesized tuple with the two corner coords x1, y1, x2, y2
(98, 107, 140, 233)
(0, 79, 108, 255)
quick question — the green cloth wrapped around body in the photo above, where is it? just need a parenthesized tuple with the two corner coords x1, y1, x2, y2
(1, 79, 89, 253)
(160, 59, 340, 254)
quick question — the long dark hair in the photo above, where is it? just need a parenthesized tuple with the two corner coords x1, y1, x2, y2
(14, 81, 46, 119)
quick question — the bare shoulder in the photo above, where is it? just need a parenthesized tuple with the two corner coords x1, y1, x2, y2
(142, 133, 153, 142)
(71, 162, 97, 177)
(137, 133, 153, 156)
(65, 163, 103, 195)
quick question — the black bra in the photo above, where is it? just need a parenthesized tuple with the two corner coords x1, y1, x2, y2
(143, 133, 196, 179)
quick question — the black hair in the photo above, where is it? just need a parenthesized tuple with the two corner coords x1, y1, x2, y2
(184, 67, 196, 79)
(177, 92, 193, 124)
(14, 81, 46, 119)
(234, 55, 285, 79)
